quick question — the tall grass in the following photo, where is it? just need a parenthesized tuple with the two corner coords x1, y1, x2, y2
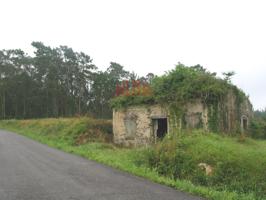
(140, 133, 266, 199)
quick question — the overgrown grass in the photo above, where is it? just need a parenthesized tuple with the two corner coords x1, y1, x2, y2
(0, 118, 265, 200)
(140, 133, 266, 199)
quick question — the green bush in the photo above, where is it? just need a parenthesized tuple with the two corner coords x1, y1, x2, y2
(249, 119, 266, 139)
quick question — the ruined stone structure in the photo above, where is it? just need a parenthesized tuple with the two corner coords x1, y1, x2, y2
(113, 94, 253, 146)
(113, 105, 168, 146)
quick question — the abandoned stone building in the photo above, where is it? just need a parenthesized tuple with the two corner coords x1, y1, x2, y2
(112, 92, 253, 146)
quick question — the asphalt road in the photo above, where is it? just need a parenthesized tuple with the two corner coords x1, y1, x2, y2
(0, 129, 203, 200)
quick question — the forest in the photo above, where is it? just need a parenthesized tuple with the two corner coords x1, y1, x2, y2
(0, 42, 153, 119)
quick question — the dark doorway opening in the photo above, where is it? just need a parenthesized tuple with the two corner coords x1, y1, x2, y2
(153, 118, 168, 139)
(243, 118, 248, 131)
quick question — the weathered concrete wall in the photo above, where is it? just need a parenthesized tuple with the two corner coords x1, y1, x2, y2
(167, 100, 208, 132)
(239, 98, 253, 133)
(215, 91, 253, 133)
(224, 91, 238, 132)
(113, 95, 253, 146)
(185, 100, 208, 130)
(113, 105, 167, 146)
(113, 101, 210, 146)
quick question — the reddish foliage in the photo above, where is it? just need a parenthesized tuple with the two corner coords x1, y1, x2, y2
(115, 80, 152, 97)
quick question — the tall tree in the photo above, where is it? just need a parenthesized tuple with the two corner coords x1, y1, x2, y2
(90, 62, 130, 118)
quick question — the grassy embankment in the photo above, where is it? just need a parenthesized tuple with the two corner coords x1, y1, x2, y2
(0, 118, 265, 200)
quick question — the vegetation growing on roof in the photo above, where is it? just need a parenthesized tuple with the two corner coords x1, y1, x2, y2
(111, 63, 246, 110)
(153, 64, 245, 105)
(110, 95, 155, 109)
(111, 63, 249, 133)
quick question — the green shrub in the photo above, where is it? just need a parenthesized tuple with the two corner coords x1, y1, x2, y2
(249, 119, 266, 139)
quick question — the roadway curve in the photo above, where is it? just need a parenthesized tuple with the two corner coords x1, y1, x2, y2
(0, 130, 203, 200)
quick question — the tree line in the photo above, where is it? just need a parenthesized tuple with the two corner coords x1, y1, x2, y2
(0, 42, 154, 119)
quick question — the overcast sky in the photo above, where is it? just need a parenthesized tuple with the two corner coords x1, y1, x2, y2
(1, 0, 265, 110)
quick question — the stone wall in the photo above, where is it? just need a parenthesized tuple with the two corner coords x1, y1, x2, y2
(112, 102, 208, 146)
(113, 105, 167, 146)
(215, 91, 253, 133)
(113, 95, 253, 146)
(239, 98, 253, 133)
